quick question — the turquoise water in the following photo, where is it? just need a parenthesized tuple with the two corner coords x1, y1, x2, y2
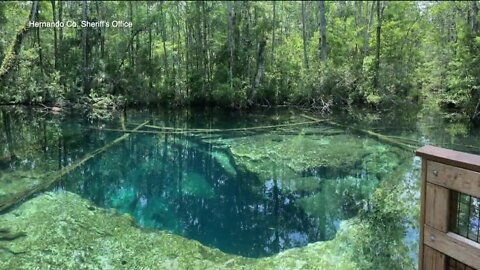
(55, 115, 391, 257)
(1, 105, 480, 267)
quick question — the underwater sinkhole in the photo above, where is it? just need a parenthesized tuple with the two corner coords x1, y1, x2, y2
(54, 129, 397, 258)
(0, 108, 414, 259)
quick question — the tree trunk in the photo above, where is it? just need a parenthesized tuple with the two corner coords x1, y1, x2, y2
(472, 1, 478, 35)
(251, 36, 266, 101)
(355, 1, 362, 55)
(271, 1, 276, 63)
(128, 2, 134, 69)
(373, 1, 382, 89)
(58, 0, 63, 68)
(0, 1, 39, 84)
(95, 1, 104, 59)
(301, 1, 309, 69)
(319, 0, 327, 62)
(203, 1, 210, 93)
(364, 1, 375, 57)
(82, 0, 89, 94)
(227, 1, 234, 90)
(160, 2, 169, 81)
(36, 4, 43, 73)
(147, 2, 152, 89)
(246, 2, 252, 80)
(51, 0, 58, 69)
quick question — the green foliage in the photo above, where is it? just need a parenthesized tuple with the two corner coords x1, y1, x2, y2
(0, 1, 478, 121)
(86, 91, 124, 121)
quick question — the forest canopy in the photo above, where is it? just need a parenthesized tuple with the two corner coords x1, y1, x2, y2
(0, 1, 479, 122)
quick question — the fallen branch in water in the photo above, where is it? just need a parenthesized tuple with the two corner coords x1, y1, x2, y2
(38, 103, 62, 111)
(384, 135, 480, 153)
(300, 114, 417, 151)
(0, 121, 149, 212)
(90, 127, 189, 135)
(116, 120, 324, 134)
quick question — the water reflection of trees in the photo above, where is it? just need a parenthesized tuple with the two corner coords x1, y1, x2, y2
(0, 107, 418, 263)
(0, 107, 118, 209)
(61, 129, 396, 258)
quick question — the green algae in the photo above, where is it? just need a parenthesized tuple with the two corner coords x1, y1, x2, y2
(0, 108, 419, 269)
(0, 191, 359, 270)
(209, 128, 404, 185)
(279, 176, 323, 193)
(0, 192, 250, 269)
(0, 173, 417, 270)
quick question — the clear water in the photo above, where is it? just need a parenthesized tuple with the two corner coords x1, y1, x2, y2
(55, 110, 395, 257)
(1, 105, 480, 264)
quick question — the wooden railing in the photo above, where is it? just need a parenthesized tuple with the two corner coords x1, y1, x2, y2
(417, 145, 480, 270)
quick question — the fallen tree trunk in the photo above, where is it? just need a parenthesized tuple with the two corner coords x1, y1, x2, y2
(129, 120, 324, 134)
(300, 114, 417, 151)
(0, 121, 149, 212)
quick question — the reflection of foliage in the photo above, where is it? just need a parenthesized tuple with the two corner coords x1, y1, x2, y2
(346, 160, 418, 270)
(1, 107, 426, 268)
(0, 107, 120, 211)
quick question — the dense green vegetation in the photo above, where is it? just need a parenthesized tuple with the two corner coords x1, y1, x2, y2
(0, 1, 479, 122)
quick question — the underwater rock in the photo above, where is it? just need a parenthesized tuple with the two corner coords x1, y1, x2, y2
(0, 188, 417, 269)
(182, 172, 216, 199)
(0, 192, 250, 269)
(204, 128, 407, 192)
(0, 192, 359, 269)
(214, 133, 382, 182)
(279, 176, 323, 193)
(211, 150, 237, 177)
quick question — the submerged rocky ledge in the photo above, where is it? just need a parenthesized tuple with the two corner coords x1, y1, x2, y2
(0, 191, 356, 269)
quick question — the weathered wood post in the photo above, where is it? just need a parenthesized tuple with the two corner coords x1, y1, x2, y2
(417, 145, 480, 270)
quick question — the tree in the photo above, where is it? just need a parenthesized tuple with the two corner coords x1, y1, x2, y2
(373, 1, 384, 89)
(271, 1, 276, 62)
(0, 1, 39, 84)
(227, 1, 234, 91)
(51, 0, 58, 69)
(82, 0, 89, 94)
(251, 35, 266, 102)
(319, 0, 327, 62)
(301, 1, 309, 69)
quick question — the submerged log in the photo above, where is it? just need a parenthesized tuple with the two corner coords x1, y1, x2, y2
(0, 121, 149, 212)
(300, 114, 417, 151)
(125, 120, 324, 134)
